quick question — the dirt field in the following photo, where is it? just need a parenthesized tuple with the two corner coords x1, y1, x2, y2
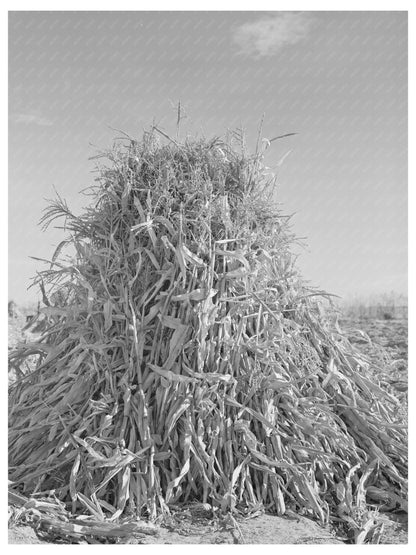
(340, 317, 408, 406)
(8, 313, 408, 544)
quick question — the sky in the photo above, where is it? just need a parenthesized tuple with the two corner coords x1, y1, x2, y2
(8, 11, 407, 305)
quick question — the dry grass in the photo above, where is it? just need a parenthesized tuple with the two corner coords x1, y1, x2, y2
(8, 127, 407, 543)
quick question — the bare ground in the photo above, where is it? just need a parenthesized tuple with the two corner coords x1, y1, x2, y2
(8, 507, 408, 545)
(8, 511, 343, 545)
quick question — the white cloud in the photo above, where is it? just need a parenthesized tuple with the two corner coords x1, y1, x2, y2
(10, 113, 53, 127)
(233, 12, 315, 58)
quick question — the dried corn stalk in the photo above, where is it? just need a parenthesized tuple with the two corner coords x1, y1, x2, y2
(9, 128, 407, 542)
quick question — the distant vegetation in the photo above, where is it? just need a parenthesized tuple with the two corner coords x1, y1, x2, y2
(339, 292, 408, 320)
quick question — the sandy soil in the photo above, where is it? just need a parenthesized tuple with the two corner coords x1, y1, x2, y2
(8, 508, 408, 545)
(8, 511, 343, 545)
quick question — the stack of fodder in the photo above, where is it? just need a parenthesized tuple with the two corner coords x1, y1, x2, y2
(9, 128, 407, 540)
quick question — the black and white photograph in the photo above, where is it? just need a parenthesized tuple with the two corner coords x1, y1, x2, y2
(7, 5, 409, 546)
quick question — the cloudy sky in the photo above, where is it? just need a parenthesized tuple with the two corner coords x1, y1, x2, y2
(9, 11, 407, 304)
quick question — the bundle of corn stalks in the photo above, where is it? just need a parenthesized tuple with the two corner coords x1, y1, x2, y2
(9, 127, 407, 542)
